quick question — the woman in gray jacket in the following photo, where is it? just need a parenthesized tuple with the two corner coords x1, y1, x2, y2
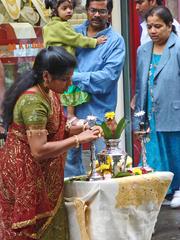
(134, 6, 180, 208)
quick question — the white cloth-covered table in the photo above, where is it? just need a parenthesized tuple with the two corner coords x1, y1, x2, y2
(64, 172, 173, 240)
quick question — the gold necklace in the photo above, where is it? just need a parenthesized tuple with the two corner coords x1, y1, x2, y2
(37, 84, 51, 106)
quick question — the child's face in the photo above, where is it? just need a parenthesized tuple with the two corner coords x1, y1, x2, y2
(57, 1, 74, 21)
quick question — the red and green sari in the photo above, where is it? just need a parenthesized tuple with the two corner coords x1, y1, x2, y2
(0, 90, 69, 240)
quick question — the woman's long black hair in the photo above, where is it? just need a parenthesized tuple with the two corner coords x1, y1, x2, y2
(2, 46, 76, 130)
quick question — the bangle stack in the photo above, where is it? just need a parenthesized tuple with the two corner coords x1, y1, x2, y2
(66, 118, 89, 132)
(65, 117, 77, 131)
(76, 120, 88, 132)
(74, 135, 80, 148)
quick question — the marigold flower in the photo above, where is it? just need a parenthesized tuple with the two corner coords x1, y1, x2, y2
(106, 155, 112, 164)
(100, 163, 111, 171)
(105, 112, 115, 120)
(132, 167, 142, 175)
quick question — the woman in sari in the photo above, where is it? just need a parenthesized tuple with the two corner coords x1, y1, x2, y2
(0, 46, 102, 240)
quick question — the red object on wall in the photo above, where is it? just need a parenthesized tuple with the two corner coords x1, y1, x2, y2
(129, 1, 140, 97)
(129, 1, 141, 166)
(0, 24, 43, 45)
(0, 24, 43, 64)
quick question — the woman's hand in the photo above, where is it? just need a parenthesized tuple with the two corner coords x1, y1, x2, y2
(134, 127, 150, 141)
(91, 125, 103, 137)
(77, 126, 103, 144)
(27, 126, 103, 161)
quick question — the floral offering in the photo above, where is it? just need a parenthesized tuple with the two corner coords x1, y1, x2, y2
(101, 112, 126, 139)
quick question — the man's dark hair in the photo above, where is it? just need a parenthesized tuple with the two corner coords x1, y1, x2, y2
(156, 0, 163, 6)
(85, 0, 113, 14)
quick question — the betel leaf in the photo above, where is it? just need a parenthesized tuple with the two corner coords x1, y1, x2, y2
(114, 117, 126, 139)
(101, 122, 113, 139)
(114, 171, 132, 178)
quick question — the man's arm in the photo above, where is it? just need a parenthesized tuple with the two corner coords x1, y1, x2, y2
(72, 37, 125, 94)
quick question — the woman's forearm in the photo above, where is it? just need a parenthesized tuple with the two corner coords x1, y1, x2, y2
(27, 127, 100, 162)
(31, 135, 79, 161)
(69, 125, 85, 136)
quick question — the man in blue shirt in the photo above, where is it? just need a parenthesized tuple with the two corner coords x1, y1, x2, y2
(65, 0, 125, 177)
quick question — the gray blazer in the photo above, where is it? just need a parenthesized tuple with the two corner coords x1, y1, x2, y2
(134, 32, 180, 132)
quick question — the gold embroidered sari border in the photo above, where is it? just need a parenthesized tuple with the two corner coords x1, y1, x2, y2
(26, 129, 49, 137)
(36, 190, 64, 237)
(12, 211, 53, 230)
(15, 189, 64, 239)
(27, 124, 47, 130)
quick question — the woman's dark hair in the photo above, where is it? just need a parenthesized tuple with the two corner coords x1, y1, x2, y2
(85, 0, 113, 14)
(145, 6, 176, 34)
(45, 0, 76, 16)
(2, 46, 76, 129)
(156, 0, 163, 5)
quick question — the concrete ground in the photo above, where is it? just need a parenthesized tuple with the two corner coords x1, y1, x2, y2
(82, 150, 180, 240)
(152, 206, 180, 240)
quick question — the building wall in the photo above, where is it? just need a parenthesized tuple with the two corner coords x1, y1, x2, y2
(112, 1, 126, 150)
(112, 1, 124, 120)
(166, 0, 178, 20)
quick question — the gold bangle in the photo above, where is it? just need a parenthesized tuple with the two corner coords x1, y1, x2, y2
(74, 135, 80, 148)
(65, 117, 77, 131)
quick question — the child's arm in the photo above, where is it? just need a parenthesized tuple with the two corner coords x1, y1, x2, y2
(43, 21, 106, 49)
(96, 36, 107, 45)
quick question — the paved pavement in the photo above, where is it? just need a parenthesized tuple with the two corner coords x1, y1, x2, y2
(152, 206, 180, 240)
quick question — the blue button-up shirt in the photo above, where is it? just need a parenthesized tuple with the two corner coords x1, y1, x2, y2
(72, 20, 125, 123)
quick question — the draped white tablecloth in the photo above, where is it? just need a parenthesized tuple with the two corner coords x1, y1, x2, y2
(64, 172, 173, 240)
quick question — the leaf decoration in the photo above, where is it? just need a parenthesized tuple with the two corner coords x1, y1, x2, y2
(101, 122, 113, 139)
(114, 171, 132, 178)
(114, 117, 126, 139)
